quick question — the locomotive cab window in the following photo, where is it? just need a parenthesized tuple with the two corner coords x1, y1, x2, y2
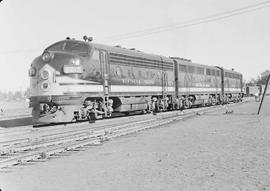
(46, 41, 90, 56)
(88, 49, 102, 79)
(46, 42, 63, 51)
(92, 50, 100, 60)
(100, 52, 105, 65)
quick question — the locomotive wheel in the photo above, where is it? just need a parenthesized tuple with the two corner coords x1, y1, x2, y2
(142, 110, 147, 114)
(88, 112, 97, 123)
(183, 100, 191, 109)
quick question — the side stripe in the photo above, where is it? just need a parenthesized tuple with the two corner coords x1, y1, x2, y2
(110, 85, 175, 92)
(179, 88, 222, 92)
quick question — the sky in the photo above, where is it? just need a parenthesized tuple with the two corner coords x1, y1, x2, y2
(0, 0, 270, 92)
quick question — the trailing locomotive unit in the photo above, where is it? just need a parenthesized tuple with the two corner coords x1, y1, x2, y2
(173, 59, 243, 107)
(29, 37, 243, 125)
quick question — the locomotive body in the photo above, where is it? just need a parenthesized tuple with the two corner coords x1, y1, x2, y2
(173, 58, 223, 106)
(29, 38, 243, 125)
(97, 43, 175, 112)
(223, 68, 243, 94)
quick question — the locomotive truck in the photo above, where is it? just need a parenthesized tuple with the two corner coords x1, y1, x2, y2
(28, 37, 243, 125)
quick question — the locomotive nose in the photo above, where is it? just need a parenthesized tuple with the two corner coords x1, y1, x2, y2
(38, 51, 83, 74)
(39, 65, 55, 91)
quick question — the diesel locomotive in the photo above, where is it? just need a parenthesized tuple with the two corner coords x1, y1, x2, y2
(28, 37, 243, 125)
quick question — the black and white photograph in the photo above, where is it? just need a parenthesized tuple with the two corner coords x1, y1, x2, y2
(0, 0, 270, 190)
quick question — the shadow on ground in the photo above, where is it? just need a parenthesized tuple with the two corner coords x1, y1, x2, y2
(0, 117, 32, 128)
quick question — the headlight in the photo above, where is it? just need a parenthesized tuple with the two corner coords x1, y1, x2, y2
(40, 70, 50, 80)
(28, 67, 36, 77)
(63, 65, 83, 74)
(42, 52, 51, 62)
(41, 82, 50, 91)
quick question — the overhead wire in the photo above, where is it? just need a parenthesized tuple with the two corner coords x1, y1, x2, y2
(1, 0, 270, 54)
(0, 49, 41, 55)
(100, 0, 270, 41)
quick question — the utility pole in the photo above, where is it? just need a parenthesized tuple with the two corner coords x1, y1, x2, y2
(257, 74, 270, 115)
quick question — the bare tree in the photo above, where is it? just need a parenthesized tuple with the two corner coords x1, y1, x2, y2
(257, 70, 270, 85)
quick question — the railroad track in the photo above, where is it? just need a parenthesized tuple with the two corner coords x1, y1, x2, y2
(0, 112, 167, 148)
(0, 101, 247, 170)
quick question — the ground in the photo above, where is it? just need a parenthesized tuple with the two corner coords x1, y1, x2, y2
(0, 100, 30, 117)
(0, 97, 270, 191)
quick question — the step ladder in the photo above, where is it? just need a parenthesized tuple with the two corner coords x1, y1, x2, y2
(103, 74, 109, 117)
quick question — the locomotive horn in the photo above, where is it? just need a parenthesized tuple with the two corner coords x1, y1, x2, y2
(88, 37, 93, 42)
(83, 35, 88, 41)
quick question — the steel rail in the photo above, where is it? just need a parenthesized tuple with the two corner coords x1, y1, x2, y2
(0, 105, 223, 169)
(0, 118, 156, 155)
(0, 114, 158, 150)
(0, 99, 248, 150)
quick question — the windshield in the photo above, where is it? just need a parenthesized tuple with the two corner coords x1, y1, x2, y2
(46, 41, 90, 56)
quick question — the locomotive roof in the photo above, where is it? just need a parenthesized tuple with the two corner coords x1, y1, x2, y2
(46, 39, 172, 62)
(222, 67, 242, 75)
(91, 42, 174, 63)
(173, 57, 241, 75)
(48, 39, 241, 75)
(173, 58, 219, 70)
